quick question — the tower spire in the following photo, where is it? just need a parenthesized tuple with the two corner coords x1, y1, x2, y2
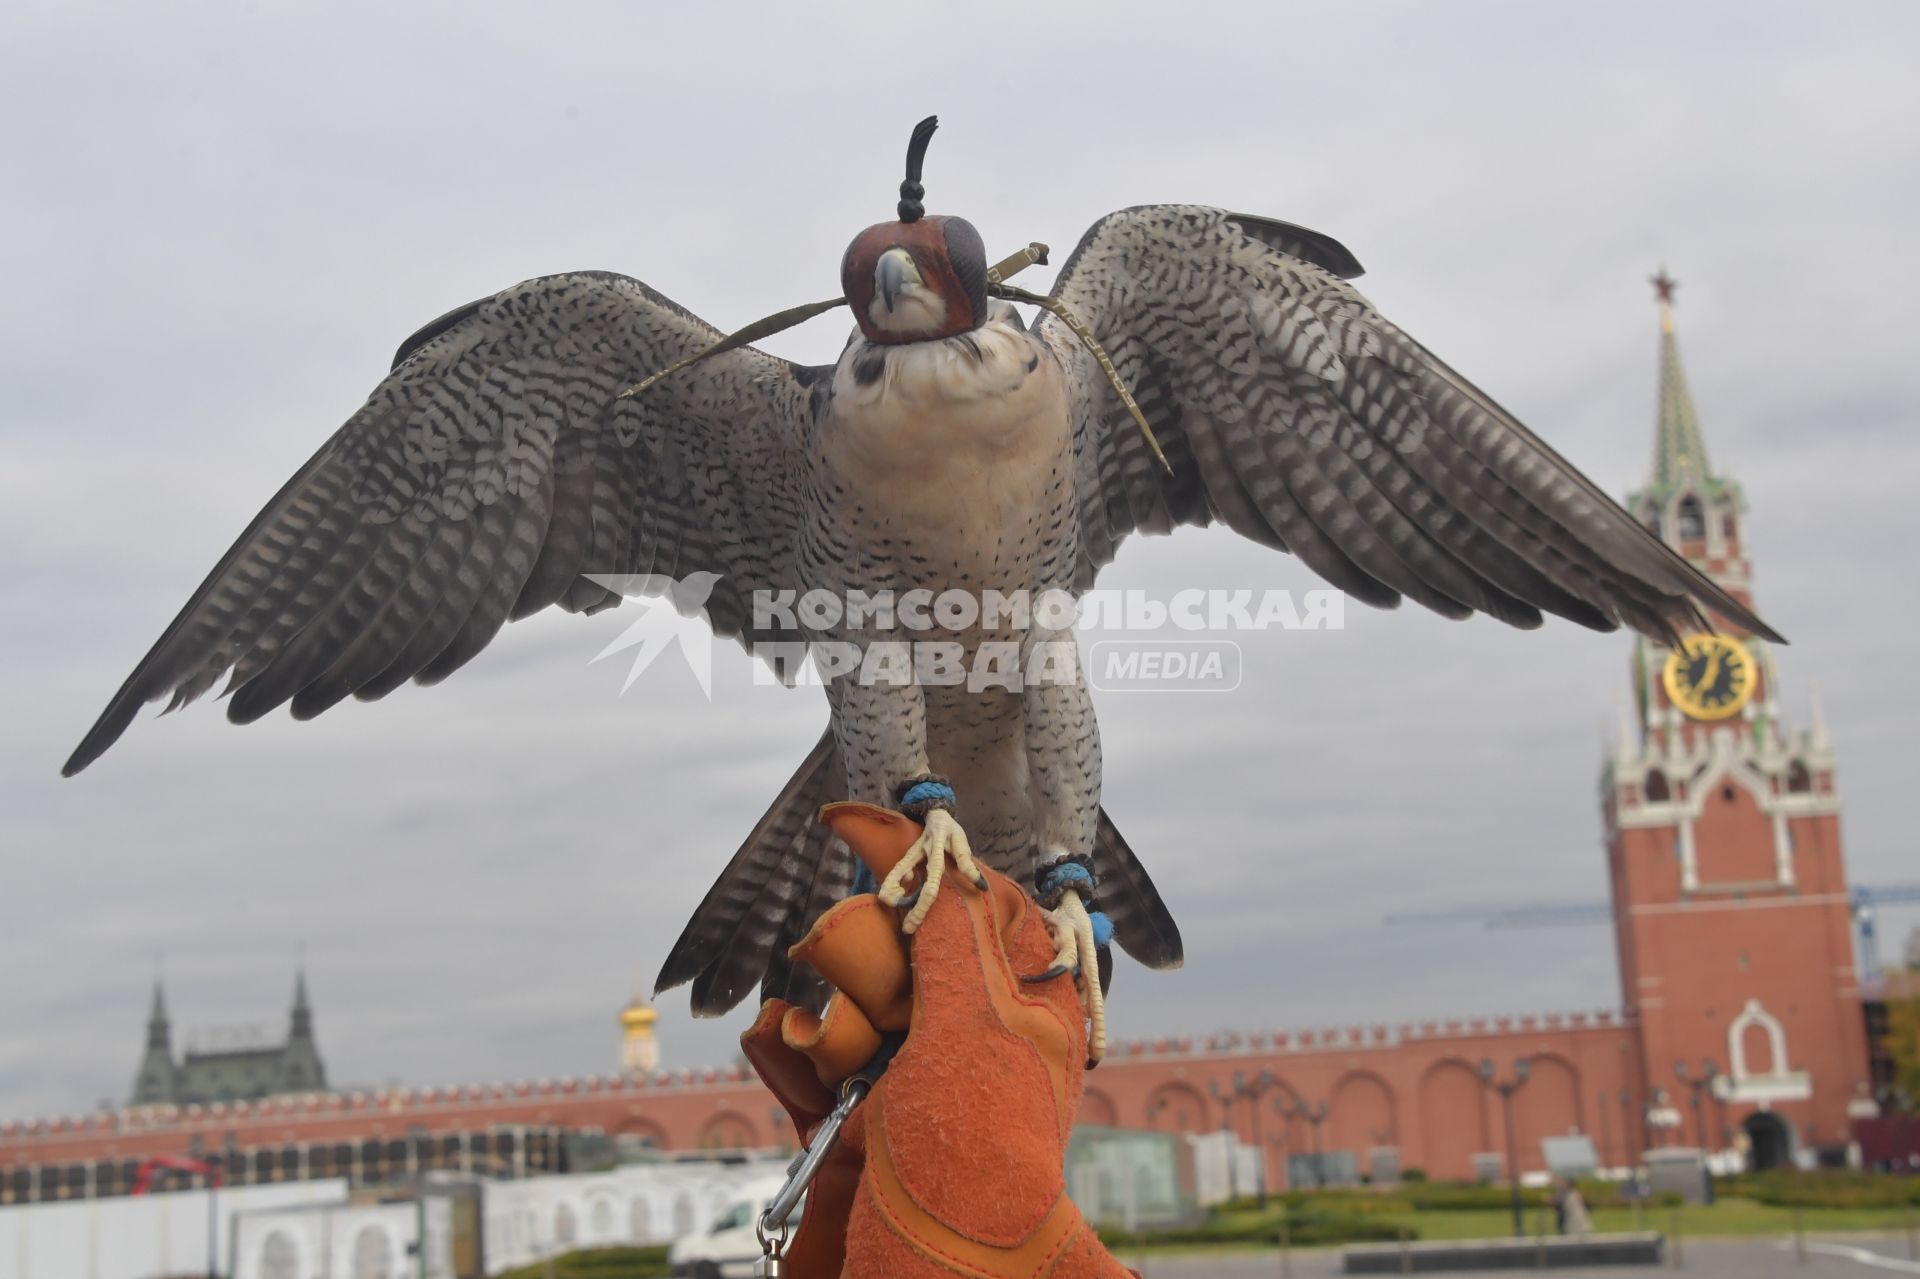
(146, 975, 170, 1045)
(289, 961, 313, 1039)
(277, 959, 328, 1093)
(1647, 268, 1715, 494)
(131, 973, 179, 1105)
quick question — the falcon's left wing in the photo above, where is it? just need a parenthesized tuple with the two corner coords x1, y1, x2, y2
(64, 271, 820, 775)
(1040, 205, 1780, 645)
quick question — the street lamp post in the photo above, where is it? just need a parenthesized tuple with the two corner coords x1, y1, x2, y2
(188, 1135, 214, 1279)
(1278, 1097, 1330, 1189)
(1480, 1057, 1532, 1239)
(1213, 1071, 1281, 1206)
(1208, 1083, 1234, 1134)
(1644, 1087, 1678, 1151)
(1208, 1082, 1240, 1202)
(208, 1161, 218, 1279)
(1675, 1059, 1720, 1204)
(1674, 1060, 1718, 1149)
(770, 1107, 791, 1154)
(1617, 1088, 1639, 1166)
(187, 1133, 233, 1279)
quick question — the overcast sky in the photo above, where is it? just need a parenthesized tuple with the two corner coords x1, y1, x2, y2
(4, 1, 1917, 1120)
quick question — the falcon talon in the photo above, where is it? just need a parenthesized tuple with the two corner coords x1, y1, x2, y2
(1040, 887, 1108, 1064)
(877, 807, 975, 935)
(1021, 964, 1072, 985)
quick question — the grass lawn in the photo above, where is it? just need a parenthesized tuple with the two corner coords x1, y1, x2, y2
(1181, 1196, 1920, 1246)
(1401, 1201, 1918, 1240)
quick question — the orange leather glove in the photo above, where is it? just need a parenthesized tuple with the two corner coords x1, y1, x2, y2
(741, 802, 1132, 1279)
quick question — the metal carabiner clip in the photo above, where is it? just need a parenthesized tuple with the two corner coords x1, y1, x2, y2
(754, 1213, 789, 1277)
(758, 1076, 871, 1240)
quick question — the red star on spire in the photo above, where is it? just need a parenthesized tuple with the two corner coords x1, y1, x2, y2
(1651, 268, 1678, 307)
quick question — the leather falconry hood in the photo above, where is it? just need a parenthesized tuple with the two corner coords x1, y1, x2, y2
(841, 116, 990, 345)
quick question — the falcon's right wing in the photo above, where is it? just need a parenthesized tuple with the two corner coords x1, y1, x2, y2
(1040, 206, 1781, 646)
(65, 271, 820, 775)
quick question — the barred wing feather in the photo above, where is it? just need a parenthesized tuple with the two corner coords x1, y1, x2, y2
(64, 271, 815, 775)
(1042, 205, 1781, 647)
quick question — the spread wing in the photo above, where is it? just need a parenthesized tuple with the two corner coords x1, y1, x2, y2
(1041, 205, 1781, 645)
(64, 271, 818, 775)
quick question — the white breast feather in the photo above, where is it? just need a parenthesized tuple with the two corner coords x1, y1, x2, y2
(823, 308, 1070, 541)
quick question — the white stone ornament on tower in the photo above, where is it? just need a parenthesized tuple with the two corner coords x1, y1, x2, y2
(1614, 694, 1639, 768)
(1808, 683, 1832, 753)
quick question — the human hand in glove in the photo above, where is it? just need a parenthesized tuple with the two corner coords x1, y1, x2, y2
(739, 802, 1131, 1279)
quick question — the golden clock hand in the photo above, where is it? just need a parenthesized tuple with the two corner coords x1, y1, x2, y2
(1699, 647, 1722, 693)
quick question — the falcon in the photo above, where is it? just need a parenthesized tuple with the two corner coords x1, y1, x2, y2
(64, 118, 1778, 1060)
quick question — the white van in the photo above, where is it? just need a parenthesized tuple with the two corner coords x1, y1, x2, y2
(668, 1176, 803, 1279)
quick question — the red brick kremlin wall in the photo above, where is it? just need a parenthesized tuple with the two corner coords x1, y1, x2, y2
(0, 1011, 1641, 1194)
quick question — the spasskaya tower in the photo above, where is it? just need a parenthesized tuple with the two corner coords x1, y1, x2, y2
(1601, 272, 1870, 1169)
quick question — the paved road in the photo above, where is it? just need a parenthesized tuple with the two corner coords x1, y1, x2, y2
(1124, 1235, 1920, 1278)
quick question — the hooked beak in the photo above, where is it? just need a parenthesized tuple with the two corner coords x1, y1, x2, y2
(875, 247, 916, 313)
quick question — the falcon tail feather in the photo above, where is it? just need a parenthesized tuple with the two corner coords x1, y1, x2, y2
(655, 734, 1183, 1018)
(655, 731, 847, 1018)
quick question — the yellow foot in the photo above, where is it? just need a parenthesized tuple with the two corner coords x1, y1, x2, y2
(876, 808, 984, 934)
(1037, 889, 1108, 1066)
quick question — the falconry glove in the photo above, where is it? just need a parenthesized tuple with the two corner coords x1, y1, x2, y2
(740, 802, 1133, 1279)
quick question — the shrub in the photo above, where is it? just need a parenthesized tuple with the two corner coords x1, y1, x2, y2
(497, 1246, 672, 1279)
(1721, 1170, 1920, 1209)
(1104, 1209, 1412, 1248)
(1288, 1212, 1414, 1246)
(1554, 1177, 1673, 1210)
(1402, 1181, 1549, 1211)
(1223, 1189, 1400, 1215)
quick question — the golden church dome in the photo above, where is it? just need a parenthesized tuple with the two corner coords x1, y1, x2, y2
(620, 993, 659, 1030)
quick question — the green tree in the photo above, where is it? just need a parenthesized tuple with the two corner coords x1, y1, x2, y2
(1886, 991, 1920, 1106)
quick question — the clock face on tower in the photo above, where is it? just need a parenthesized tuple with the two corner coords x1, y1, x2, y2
(1661, 633, 1758, 721)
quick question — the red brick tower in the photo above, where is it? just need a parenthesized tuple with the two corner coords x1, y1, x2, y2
(1601, 273, 1868, 1168)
